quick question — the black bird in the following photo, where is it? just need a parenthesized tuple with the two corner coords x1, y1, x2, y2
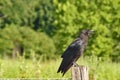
(57, 29, 93, 76)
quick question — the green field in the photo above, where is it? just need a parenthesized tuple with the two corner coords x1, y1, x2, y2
(0, 57, 120, 80)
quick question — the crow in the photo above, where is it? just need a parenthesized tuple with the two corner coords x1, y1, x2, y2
(57, 29, 93, 76)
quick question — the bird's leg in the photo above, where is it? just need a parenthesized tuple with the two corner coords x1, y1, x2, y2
(73, 62, 79, 67)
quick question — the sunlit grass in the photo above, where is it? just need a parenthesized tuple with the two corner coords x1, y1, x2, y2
(0, 57, 71, 78)
(0, 56, 120, 80)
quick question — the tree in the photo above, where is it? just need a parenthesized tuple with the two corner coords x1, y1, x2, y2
(0, 24, 56, 59)
(53, 0, 120, 61)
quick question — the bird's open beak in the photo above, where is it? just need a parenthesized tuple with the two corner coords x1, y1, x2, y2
(90, 30, 94, 32)
(88, 30, 94, 36)
(89, 30, 94, 34)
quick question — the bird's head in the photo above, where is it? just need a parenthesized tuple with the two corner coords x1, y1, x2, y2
(79, 29, 94, 37)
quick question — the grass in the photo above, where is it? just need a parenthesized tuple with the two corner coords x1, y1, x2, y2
(0, 56, 120, 80)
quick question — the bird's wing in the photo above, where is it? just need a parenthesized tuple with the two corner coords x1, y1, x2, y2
(57, 38, 83, 76)
(61, 38, 82, 58)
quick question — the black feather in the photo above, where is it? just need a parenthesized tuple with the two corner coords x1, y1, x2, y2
(57, 29, 93, 76)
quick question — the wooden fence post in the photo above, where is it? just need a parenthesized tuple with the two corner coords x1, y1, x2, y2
(72, 65, 89, 80)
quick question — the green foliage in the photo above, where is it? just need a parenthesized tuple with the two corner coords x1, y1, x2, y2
(0, 0, 56, 36)
(53, 0, 120, 61)
(0, 0, 36, 27)
(33, 0, 56, 36)
(0, 24, 56, 59)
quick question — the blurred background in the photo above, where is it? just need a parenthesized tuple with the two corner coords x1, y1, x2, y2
(0, 0, 120, 80)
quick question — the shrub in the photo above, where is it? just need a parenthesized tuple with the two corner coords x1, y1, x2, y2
(0, 24, 56, 59)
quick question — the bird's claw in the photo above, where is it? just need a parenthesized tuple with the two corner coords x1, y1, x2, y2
(73, 63, 79, 67)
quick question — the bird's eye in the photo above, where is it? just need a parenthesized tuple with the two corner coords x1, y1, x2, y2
(85, 31, 88, 34)
(85, 32, 89, 36)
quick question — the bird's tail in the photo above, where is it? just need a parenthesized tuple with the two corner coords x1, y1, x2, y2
(57, 59, 73, 76)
